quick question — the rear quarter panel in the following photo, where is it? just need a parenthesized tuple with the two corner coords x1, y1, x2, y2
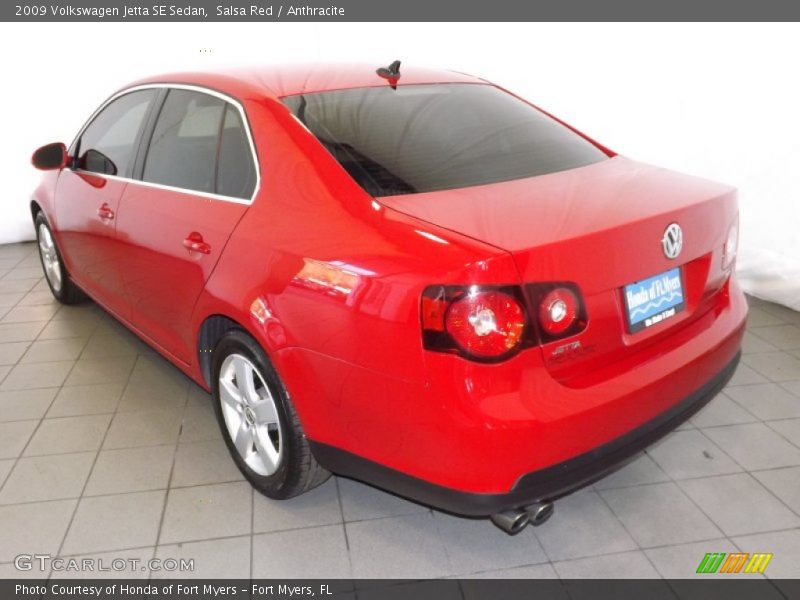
(195, 95, 521, 447)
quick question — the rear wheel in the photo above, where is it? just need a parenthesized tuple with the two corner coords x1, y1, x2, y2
(35, 214, 85, 304)
(211, 330, 330, 498)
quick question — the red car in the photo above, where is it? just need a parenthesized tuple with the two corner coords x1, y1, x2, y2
(30, 62, 746, 534)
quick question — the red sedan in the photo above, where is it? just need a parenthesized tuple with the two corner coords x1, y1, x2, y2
(30, 62, 746, 534)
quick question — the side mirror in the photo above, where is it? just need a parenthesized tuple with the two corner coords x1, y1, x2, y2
(32, 142, 69, 171)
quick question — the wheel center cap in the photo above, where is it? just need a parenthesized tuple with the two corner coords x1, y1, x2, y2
(244, 406, 256, 426)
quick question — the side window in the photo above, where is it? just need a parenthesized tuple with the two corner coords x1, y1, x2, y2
(77, 90, 155, 177)
(216, 105, 257, 199)
(143, 90, 225, 194)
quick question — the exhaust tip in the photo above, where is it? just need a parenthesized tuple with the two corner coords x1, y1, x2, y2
(490, 509, 530, 535)
(526, 501, 554, 526)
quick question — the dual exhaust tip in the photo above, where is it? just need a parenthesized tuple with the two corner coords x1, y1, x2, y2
(490, 502, 554, 535)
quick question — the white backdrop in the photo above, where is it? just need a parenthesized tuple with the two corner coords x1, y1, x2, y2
(1, 22, 798, 308)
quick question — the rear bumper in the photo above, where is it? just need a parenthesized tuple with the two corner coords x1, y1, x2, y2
(311, 350, 740, 516)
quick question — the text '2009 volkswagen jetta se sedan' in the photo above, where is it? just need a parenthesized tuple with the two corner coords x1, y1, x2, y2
(29, 61, 746, 534)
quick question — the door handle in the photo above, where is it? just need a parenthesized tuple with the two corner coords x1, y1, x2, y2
(97, 203, 115, 220)
(183, 232, 211, 255)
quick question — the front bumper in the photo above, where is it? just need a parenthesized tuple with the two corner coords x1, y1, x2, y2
(310, 350, 741, 516)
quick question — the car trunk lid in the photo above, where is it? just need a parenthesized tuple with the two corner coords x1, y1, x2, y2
(379, 156, 738, 384)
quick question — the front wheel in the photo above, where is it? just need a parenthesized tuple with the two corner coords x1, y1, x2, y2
(211, 330, 330, 498)
(35, 214, 86, 304)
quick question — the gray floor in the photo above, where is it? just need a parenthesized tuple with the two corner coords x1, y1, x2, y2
(1, 240, 799, 581)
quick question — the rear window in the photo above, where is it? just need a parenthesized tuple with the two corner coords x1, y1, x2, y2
(283, 83, 607, 197)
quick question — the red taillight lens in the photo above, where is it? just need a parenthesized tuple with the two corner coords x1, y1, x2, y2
(445, 291, 526, 358)
(422, 286, 528, 360)
(421, 282, 586, 361)
(538, 287, 579, 336)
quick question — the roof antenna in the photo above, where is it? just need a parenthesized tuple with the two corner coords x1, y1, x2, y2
(376, 60, 401, 89)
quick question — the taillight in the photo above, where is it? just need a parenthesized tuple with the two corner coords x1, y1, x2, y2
(446, 290, 526, 358)
(722, 216, 739, 269)
(530, 283, 588, 343)
(422, 286, 528, 361)
(538, 287, 579, 336)
(421, 282, 587, 361)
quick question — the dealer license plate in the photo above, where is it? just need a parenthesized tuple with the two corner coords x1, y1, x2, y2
(623, 267, 686, 333)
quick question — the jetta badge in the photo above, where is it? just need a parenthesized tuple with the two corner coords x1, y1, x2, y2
(662, 223, 683, 259)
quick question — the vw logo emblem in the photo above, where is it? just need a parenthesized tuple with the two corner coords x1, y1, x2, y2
(662, 223, 683, 259)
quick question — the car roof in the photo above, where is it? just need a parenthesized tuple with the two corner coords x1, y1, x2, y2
(128, 63, 488, 101)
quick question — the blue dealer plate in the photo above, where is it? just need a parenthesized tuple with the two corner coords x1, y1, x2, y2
(623, 267, 686, 333)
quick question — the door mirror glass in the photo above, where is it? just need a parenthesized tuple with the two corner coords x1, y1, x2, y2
(31, 142, 69, 170)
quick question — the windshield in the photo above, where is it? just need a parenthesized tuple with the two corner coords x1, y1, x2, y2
(283, 83, 608, 197)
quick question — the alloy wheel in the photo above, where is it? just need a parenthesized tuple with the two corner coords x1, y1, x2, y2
(218, 353, 283, 476)
(38, 223, 62, 293)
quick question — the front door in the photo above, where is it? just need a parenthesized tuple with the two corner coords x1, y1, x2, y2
(56, 89, 157, 317)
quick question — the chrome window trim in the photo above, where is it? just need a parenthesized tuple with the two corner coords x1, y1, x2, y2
(69, 83, 261, 205)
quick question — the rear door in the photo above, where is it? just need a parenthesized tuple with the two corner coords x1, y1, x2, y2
(114, 87, 258, 362)
(56, 89, 157, 316)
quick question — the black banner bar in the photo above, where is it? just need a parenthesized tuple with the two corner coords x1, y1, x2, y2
(3, 579, 799, 600)
(4, 0, 800, 22)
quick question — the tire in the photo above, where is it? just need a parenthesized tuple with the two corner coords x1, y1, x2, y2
(34, 213, 86, 305)
(211, 329, 330, 498)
